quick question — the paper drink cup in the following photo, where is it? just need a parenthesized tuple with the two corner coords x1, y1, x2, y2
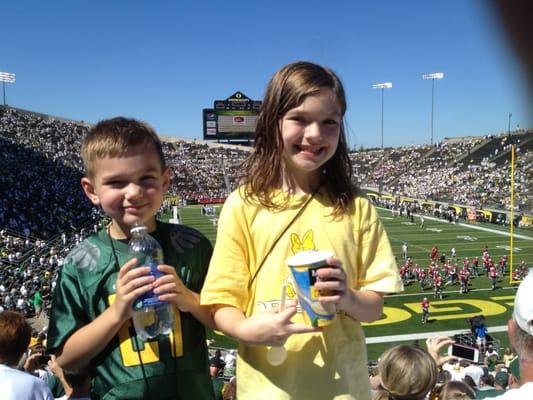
(286, 250, 336, 328)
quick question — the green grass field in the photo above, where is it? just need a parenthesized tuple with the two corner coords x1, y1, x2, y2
(161, 205, 533, 360)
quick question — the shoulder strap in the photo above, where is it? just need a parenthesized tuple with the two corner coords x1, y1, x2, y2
(247, 188, 318, 289)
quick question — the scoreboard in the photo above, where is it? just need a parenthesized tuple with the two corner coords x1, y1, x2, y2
(203, 91, 261, 141)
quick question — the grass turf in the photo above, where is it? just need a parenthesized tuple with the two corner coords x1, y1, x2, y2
(160, 205, 532, 360)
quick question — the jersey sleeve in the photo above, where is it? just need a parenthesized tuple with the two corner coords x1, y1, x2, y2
(355, 198, 404, 293)
(200, 190, 251, 312)
(46, 243, 94, 353)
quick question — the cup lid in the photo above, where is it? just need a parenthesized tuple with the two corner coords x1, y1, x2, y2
(286, 250, 334, 267)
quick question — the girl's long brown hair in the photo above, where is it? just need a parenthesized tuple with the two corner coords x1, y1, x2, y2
(240, 61, 357, 215)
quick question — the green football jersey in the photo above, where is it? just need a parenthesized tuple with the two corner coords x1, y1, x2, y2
(47, 221, 215, 400)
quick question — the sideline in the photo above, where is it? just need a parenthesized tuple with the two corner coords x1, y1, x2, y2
(387, 285, 516, 298)
(366, 325, 507, 344)
(377, 207, 533, 241)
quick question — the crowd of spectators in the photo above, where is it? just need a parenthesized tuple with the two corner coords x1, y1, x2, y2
(0, 226, 97, 319)
(1, 106, 531, 244)
(352, 133, 532, 212)
(368, 335, 519, 399)
(163, 140, 251, 202)
(0, 107, 93, 238)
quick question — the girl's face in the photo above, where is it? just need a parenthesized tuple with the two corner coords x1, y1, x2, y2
(280, 88, 341, 190)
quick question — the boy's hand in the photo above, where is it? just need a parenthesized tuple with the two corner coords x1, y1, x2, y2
(112, 258, 155, 321)
(313, 256, 350, 312)
(235, 302, 319, 346)
(153, 264, 198, 313)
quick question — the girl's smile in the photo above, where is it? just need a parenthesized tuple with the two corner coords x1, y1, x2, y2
(280, 88, 341, 192)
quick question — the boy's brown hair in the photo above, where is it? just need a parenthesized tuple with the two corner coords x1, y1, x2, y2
(81, 117, 166, 178)
(0, 311, 32, 366)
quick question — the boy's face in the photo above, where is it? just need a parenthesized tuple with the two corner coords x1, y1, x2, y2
(81, 144, 170, 238)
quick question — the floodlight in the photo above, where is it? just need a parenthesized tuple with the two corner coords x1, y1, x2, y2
(0, 71, 16, 106)
(422, 72, 444, 145)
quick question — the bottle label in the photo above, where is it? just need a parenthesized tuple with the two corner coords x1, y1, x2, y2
(133, 260, 167, 310)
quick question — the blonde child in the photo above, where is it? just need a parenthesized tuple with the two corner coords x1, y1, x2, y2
(201, 61, 403, 399)
(374, 345, 438, 400)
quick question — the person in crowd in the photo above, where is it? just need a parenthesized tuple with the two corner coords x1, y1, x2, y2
(0, 310, 54, 399)
(46, 117, 215, 399)
(478, 374, 496, 395)
(463, 374, 478, 394)
(221, 376, 237, 400)
(373, 344, 438, 400)
(201, 61, 403, 399)
(209, 349, 226, 377)
(481, 269, 533, 398)
(461, 359, 484, 388)
(223, 349, 237, 378)
(485, 343, 500, 361)
(433, 380, 476, 399)
(502, 348, 515, 369)
(476, 323, 488, 353)
(209, 353, 226, 400)
(477, 371, 509, 399)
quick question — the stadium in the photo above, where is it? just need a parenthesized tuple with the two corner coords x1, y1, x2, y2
(1, 103, 531, 364)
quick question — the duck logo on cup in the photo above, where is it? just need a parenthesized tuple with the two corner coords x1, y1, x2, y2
(286, 250, 336, 328)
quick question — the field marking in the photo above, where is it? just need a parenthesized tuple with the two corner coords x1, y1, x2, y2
(456, 235, 478, 241)
(377, 207, 533, 241)
(456, 222, 533, 241)
(386, 286, 516, 298)
(366, 325, 507, 344)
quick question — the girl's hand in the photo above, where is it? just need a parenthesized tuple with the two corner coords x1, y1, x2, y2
(236, 302, 319, 346)
(112, 258, 155, 321)
(313, 256, 351, 312)
(154, 264, 197, 313)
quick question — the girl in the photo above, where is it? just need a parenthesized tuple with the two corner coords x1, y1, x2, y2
(201, 61, 403, 399)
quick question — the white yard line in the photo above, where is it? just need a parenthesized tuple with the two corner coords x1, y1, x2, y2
(366, 325, 508, 344)
(386, 286, 516, 298)
(377, 207, 533, 241)
(455, 222, 532, 241)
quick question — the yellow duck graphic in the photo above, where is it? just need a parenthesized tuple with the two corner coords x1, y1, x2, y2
(290, 230, 316, 254)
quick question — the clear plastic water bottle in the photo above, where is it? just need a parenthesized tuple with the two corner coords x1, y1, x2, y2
(129, 223, 174, 341)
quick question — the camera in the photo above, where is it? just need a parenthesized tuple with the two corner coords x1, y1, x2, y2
(37, 355, 51, 364)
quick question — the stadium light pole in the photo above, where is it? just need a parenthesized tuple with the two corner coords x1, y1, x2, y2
(372, 82, 392, 150)
(508, 112, 512, 135)
(422, 72, 444, 146)
(0, 71, 16, 106)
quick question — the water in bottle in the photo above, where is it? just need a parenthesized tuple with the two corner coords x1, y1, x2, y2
(129, 223, 174, 341)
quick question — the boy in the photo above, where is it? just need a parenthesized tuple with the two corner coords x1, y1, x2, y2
(46, 117, 215, 399)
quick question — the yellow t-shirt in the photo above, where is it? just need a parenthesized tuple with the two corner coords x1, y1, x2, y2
(201, 188, 403, 399)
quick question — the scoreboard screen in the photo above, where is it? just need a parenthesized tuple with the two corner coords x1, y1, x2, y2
(203, 91, 261, 141)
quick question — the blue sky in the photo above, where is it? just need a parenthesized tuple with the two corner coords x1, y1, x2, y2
(1, 0, 530, 149)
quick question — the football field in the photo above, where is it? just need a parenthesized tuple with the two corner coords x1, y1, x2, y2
(165, 205, 533, 360)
